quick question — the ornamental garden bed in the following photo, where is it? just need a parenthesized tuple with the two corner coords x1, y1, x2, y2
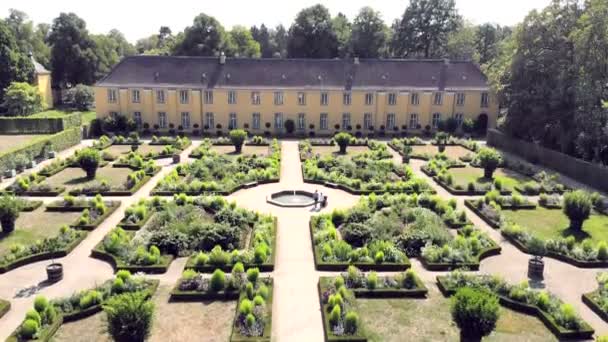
(464, 192, 537, 228)
(189, 137, 272, 159)
(299, 138, 378, 161)
(434, 166, 531, 195)
(171, 267, 273, 341)
(301, 141, 433, 194)
(318, 268, 427, 341)
(95, 196, 277, 274)
(153, 140, 281, 195)
(7, 272, 158, 342)
(310, 193, 496, 271)
(582, 272, 608, 322)
(0, 197, 118, 273)
(436, 272, 595, 340)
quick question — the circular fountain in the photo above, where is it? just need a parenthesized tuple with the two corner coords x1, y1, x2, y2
(267, 190, 316, 208)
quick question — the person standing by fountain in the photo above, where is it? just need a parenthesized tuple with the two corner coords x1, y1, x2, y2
(313, 190, 319, 209)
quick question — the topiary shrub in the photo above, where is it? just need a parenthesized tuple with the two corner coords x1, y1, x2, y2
(103, 292, 154, 342)
(334, 132, 352, 154)
(476, 148, 502, 179)
(34, 296, 49, 313)
(210, 269, 226, 291)
(77, 148, 101, 179)
(229, 129, 247, 153)
(19, 319, 39, 339)
(247, 267, 260, 284)
(450, 287, 499, 340)
(344, 311, 359, 334)
(329, 304, 341, 326)
(0, 194, 21, 233)
(563, 190, 592, 231)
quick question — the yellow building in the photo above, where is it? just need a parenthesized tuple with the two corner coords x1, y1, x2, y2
(94, 55, 498, 136)
(31, 56, 53, 109)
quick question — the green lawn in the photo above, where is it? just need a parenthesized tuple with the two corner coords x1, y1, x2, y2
(0, 207, 81, 255)
(411, 145, 472, 160)
(310, 145, 371, 158)
(44, 166, 132, 191)
(357, 287, 556, 342)
(502, 207, 608, 243)
(449, 167, 532, 191)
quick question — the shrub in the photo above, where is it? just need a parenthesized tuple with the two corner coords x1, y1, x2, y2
(451, 287, 500, 340)
(341, 222, 372, 247)
(367, 271, 378, 289)
(103, 292, 154, 342)
(329, 304, 341, 326)
(334, 132, 353, 154)
(20, 319, 39, 339)
(80, 290, 102, 309)
(374, 251, 384, 264)
(210, 269, 226, 291)
(599, 242, 608, 260)
(403, 269, 417, 288)
(476, 148, 502, 179)
(344, 311, 359, 334)
(239, 299, 253, 315)
(246, 313, 256, 327)
(3, 82, 43, 116)
(25, 310, 41, 325)
(257, 284, 270, 300)
(334, 275, 345, 289)
(246, 282, 254, 299)
(63, 84, 94, 110)
(77, 148, 101, 179)
(563, 190, 592, 230)
(247, 267, 260, 283)
(232, 262, 245, 274)
(229, 129, 247, 153)
(116, 270, 132, 281)
(34, 296, 49, 313)
(253, 295, 265, 306)
(0, 194, 21, 233)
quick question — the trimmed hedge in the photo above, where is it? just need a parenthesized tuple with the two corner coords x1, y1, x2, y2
(69, 202, 120, 230)
(582, 290, 608, 323)
(90, 248, 174, 274)
(436, 276, 595, 340)
(0, 112, 81, 134)
(0, 299, 10, 319)
(0, 127, 81, 173)
(6, 315, 63, 342)
(464, 199, 500, 228)
(420, 244, 502, 271)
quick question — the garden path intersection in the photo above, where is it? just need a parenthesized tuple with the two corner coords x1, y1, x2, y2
(0, 139, 606, 341)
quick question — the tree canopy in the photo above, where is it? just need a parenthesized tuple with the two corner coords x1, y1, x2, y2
(287, 4, 338, 58)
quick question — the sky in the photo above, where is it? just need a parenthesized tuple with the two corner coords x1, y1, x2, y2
(1, 0, 552, 43)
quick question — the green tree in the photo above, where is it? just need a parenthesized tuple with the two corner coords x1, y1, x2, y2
(451, 287, 500, 341)
(475, 23, 512, 65)
(4, 9, 50, 68)
(271, 25, 288, 58)
(136, 26, 176, 55)
(0, 20, 34, 107)
(351, 7, 388, 58)
(287, 4, 338, 58)
(563, 190, 592, 231)
(103, 292, 154, 342)
(77, 148, 101, 179)
(476, 147, 502, 179)
(391, 0, 460, 58)
(91, 34, 121, 80)
(63, 84, 94, 111)
(250, 24, 273, 58)
(47, 12, 97, 88)
(2, 82, 43, 116)
(334, 132, 352, 154)
(172, 13, 227, 56)
(229, 129, 248, 153)
(446, 22, 479, 61)
(332, 13, 352, 58)
(226, 26, 261, 57)
(0, 194, 22, 233)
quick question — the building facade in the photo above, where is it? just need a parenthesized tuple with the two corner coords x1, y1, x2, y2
(94, 55, 498, 135)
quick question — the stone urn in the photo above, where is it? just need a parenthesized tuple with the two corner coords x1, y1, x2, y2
(402, 155, 410, 164)
(46, 263, 63, 282)
(527, 256, 544, 280)
(172, 154, 181, 164)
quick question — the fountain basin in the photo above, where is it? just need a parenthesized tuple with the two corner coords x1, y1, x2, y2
(267, 190, 316, 208)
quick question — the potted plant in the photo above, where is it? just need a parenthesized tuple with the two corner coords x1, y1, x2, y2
(143, 123, 150, 135)
(172, 153, 181, 164)
(284, 119, 295, 134)
(131, 144, 139, 152)
(402, 145, 412, 164)
(77, 148, 101, 179)
(168, 123, 176, 136)
(436, 132, 449, 153)
(527, 236, 546, 280)
(46, 262, 63, 282)
(193, 123, 200, 136)
(153, 124, 160, 135)
(229, 129, 247, 153)
(0, 194, 21, 233)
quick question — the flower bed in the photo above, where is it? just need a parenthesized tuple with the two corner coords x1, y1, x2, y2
(464, 192, 536, 228)
(436, 272, 595, 340)
(117, 198, 164, 230)
(582, 272, 608, 322)
(154, 140, 280, 195)
(311, 194, 483, 271)
(6, 173, 66, 196)
(318, 268, 427, 341)
(68, 160, 159, 196)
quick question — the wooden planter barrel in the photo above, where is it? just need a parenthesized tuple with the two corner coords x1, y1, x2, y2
(172, 154, 181, 164)
(528, 258, 544, 280)
(46, 263, 63, 282)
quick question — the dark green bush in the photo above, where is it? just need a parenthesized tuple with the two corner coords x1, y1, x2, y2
(210, 269, 226, 291)
(0, 194, 21, 233)
(476, 148, 502, 179)
(103, 292, 154, 342)
(344, 311, 359, 334)
(341, 222, 372, 247)
(334, 132, 353, 154)
(77, 148, 101, 179)
(563, 190, 592, 230)
(229, 129, 247, 153)
(451, 287, 499, 340)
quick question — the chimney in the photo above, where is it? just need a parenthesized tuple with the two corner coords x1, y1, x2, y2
(219, 51, 226, 65)
(354, 57, 360, 65)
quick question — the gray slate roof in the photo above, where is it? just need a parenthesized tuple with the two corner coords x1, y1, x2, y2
(96, 55, 489, 91)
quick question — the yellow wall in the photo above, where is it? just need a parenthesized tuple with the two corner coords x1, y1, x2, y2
(36, 74, 53, 108)
(94, 86, 499, 135)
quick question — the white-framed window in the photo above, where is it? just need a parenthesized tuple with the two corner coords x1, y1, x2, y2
(481, 92, 489, 108)
(274, 113, 283, 129)
(204, 90, 213, 104)
(409, 113, 419, 129)
(228, 91, 237, 104)
(107, 89, 117, 103)
(343, 92, 351, 105)
(179, 90, 189, 104)
(158, 112, 167, 128)
(320, 92, 329, 106)
(156, 90, 165, 104)
(433, 92, 443, 105)
(274, 91, 284, 105)
(252, 113, 261, 129)
(364, 113, 373, 130)
(320, 113, 328, 130)
(297, 92, 306, 105)
(454, 113, 464, 127)
(342, 113, 351, 129)
(411, 93, 419, 105)
(229, 113, 237, 129)
(133, 112, 142, 127)
(388, 92, 397, 105)
(386, 113, 396, 130)
(365, 93, 374, 105)
(432, 113, 441, 129)
(181, 112, 190, 129)
(456, 93, 465, 106)
(251, 91, 261, 105)
(131, 90, 140, 103)
(297, 113, 306, 131)
(205, 112, 214, 128)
